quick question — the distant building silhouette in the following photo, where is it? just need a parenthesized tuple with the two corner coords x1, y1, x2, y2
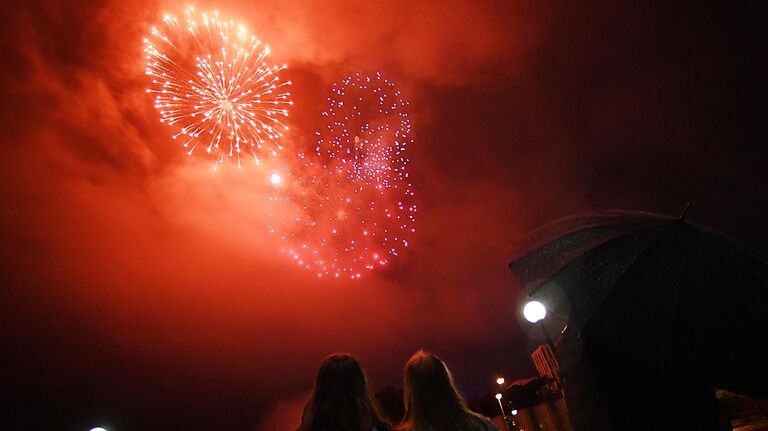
(531, 344, 560, 392)
(482, 342, 573, 430)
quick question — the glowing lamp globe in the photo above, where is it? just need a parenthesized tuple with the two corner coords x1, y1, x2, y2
(88, 428, 107, 431)
(495, 393, 503, 400)
(270, 173, 282, 185)
(523, 300, 547, 323)
(511, 409, 518, 416)
(496, 377, 505, 385)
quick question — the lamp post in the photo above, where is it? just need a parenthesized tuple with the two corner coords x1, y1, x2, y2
(495, 393, 511, 431)
(524, 299, 565, 398)
(523, 300, 559, 363)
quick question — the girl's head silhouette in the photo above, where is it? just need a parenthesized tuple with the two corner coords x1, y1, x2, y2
(298, 353, 389, 431)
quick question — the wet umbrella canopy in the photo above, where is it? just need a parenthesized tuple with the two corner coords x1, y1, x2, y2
(509, 209, 768, 407)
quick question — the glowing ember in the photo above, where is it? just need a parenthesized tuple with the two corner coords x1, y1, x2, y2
(267, 72, 417, 279)
(270, 172, 282, 185)
(316, 72, 412, 189)
(144, 7, 292, 168)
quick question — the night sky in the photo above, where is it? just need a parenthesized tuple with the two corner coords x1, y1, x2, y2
(1, 1, 765, 430)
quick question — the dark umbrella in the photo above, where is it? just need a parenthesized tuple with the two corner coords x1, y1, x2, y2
(508, 208, 768, 428)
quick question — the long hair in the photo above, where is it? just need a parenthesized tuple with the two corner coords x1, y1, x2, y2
(398, 351, 489, 431)
(297, 354, 389, 431)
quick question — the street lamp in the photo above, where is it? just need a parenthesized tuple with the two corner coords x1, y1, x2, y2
(495, 393, 511, 431)
(523, 300, 558, 359)
(496, 376, 505, 385)
(524, 299, 565, 398)
(523, 300, 547, 323)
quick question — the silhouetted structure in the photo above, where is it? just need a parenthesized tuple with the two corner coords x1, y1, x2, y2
(509, 209, 768, 430)
(531, 344, 560, 393)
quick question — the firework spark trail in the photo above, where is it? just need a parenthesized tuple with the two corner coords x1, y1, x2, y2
(267, 72, 417, 280)
(145, 7, 292, 168)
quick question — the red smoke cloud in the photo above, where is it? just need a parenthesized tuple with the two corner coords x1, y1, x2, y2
(1, 1, 541, 429)
(1, 1, 765, 430)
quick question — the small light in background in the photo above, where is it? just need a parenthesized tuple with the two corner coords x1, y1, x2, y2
(511, 409, 518, 416)
(496, 377, 505, 385)
(88, 427, 108, 431)
(495, 393, 502, 400)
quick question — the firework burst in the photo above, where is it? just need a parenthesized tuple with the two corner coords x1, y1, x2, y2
(144, 7, 292, 167)
(267, 72, 417, 279)
(316, 73, 412, 189)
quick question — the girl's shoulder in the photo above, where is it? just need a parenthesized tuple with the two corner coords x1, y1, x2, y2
(482, 417, 500, 431)
(469, 414, 499, 431)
